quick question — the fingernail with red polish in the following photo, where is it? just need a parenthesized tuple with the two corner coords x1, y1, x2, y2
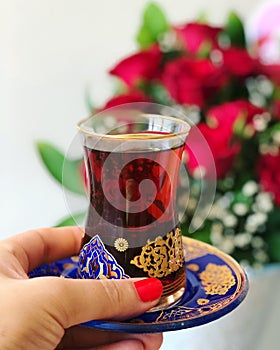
(134, 278, 163, 302)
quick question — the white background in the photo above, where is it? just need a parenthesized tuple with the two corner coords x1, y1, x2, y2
(0, 2, 279, 350)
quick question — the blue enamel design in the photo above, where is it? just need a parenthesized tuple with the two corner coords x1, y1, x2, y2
(78, 235, 129, 279)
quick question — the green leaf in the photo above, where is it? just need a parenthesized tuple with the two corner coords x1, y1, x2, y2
(273, 85, 280, 99)
(36, 141, 85, 195)
(233, 113, 247, 137)
(136, 2, 169, 49)
(63, 157, 86, 195)
(85, 85, 95, 113)
(259, 122, 280, 144)
(138, 81, 172, 105)
(162, 49, 184, 64)
(36, 142, 64, 184)
(181, 221, 211, 244)
(224, 12, 246, 48)
(136, 26, 154, 50)
(266, 208, 280, 262)
(55, 212, 86, 227)
(267, 233, 280, 261)
(197, 40, 212, 58)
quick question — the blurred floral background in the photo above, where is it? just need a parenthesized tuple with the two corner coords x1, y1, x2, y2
(36, 2, 280, 267)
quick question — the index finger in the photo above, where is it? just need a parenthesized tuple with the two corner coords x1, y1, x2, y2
(1, 226, 83, 273)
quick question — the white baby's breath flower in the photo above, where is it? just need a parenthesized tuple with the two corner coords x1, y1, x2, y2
(104, 116, 116, 128)
(255, 192, 273, 213)
(193, 166, 206, 179)
(242, 180, 258, 196)
(208, 204, 228, 220)
(219, 237, 235, 254)
(234, 233, 252, 248)
(223, 214, 238, 228)
(211, 222, 224, 235)
(233, 203, 249, 216)
(216, 195, 232, 209)
(210, 49, 223, 65)
(178, 193, 191, 209)
(249, 92, 266, 107)
(159, 31, 177, 51)
(245, 213, 268, 232)
(253, 114, 268, 131)
(179, 173, 189, 188)
(258, 77, 274, 96)
(253, 249, 269, 264)
(210, 230, 223, 245)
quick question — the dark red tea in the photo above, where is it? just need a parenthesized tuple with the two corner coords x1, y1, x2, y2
(81, 142, 186, 301)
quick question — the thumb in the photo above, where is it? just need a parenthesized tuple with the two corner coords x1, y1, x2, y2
(34, 277, 163, 328)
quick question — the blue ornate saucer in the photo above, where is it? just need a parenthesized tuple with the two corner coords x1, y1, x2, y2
(29, 237, 248, 333)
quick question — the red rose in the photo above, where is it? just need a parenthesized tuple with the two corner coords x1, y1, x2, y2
(256, 63, 280, 86)
(185, 122, 240, 179)
(222, 47, 257, 77)
(162, 57, 227, 107)
(185, 100, 266, 179)
(174, 23, 221, 54)
(271, 100, 280, 120)
(207, 100, 266, 133)
(102, 90, 149, 109)
(109, 45, 162, 86)
(257, 151, 280, 205)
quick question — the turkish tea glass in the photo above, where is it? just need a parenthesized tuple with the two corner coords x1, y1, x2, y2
(77, 104, 190, 309)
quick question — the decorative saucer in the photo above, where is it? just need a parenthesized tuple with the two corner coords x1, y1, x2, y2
(29, 237, 248, 333)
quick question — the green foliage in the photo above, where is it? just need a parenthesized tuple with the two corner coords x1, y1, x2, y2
(224, 12, 246, 48)
(181, 220, 211, 244)
(136, 2, 169, 49)
(266, 209, 280, 261)
(85, 85, 95, 113)
(36, 141, 85, 195)
(259, 122, 280, 145)
(138, 81, 172, 105)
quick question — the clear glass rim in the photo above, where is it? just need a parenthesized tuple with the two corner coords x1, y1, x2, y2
(77, 113, 191, 140)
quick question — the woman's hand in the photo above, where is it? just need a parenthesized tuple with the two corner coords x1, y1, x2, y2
(0, 227, 163, 350)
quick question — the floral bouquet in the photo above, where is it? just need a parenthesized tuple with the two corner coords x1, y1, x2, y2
(37, 3, 280, 266)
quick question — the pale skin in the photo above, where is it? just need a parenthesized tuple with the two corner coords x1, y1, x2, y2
(0, 227, 163, 350)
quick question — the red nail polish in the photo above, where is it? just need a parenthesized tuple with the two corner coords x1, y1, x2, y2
(134, 278, 163, 302)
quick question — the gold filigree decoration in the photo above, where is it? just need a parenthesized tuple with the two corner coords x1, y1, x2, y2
(199, 263, 236, 295)
(156, 306, 197, 322)
(197, 298, 210, 305)
(130, 228, 184, 278)
(155, 296, 236, 323)
(187, 263, 200, 272)
(114, 238, 129, 252)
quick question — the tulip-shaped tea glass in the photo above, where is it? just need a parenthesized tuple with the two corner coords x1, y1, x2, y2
(77, 104, 190, 309)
